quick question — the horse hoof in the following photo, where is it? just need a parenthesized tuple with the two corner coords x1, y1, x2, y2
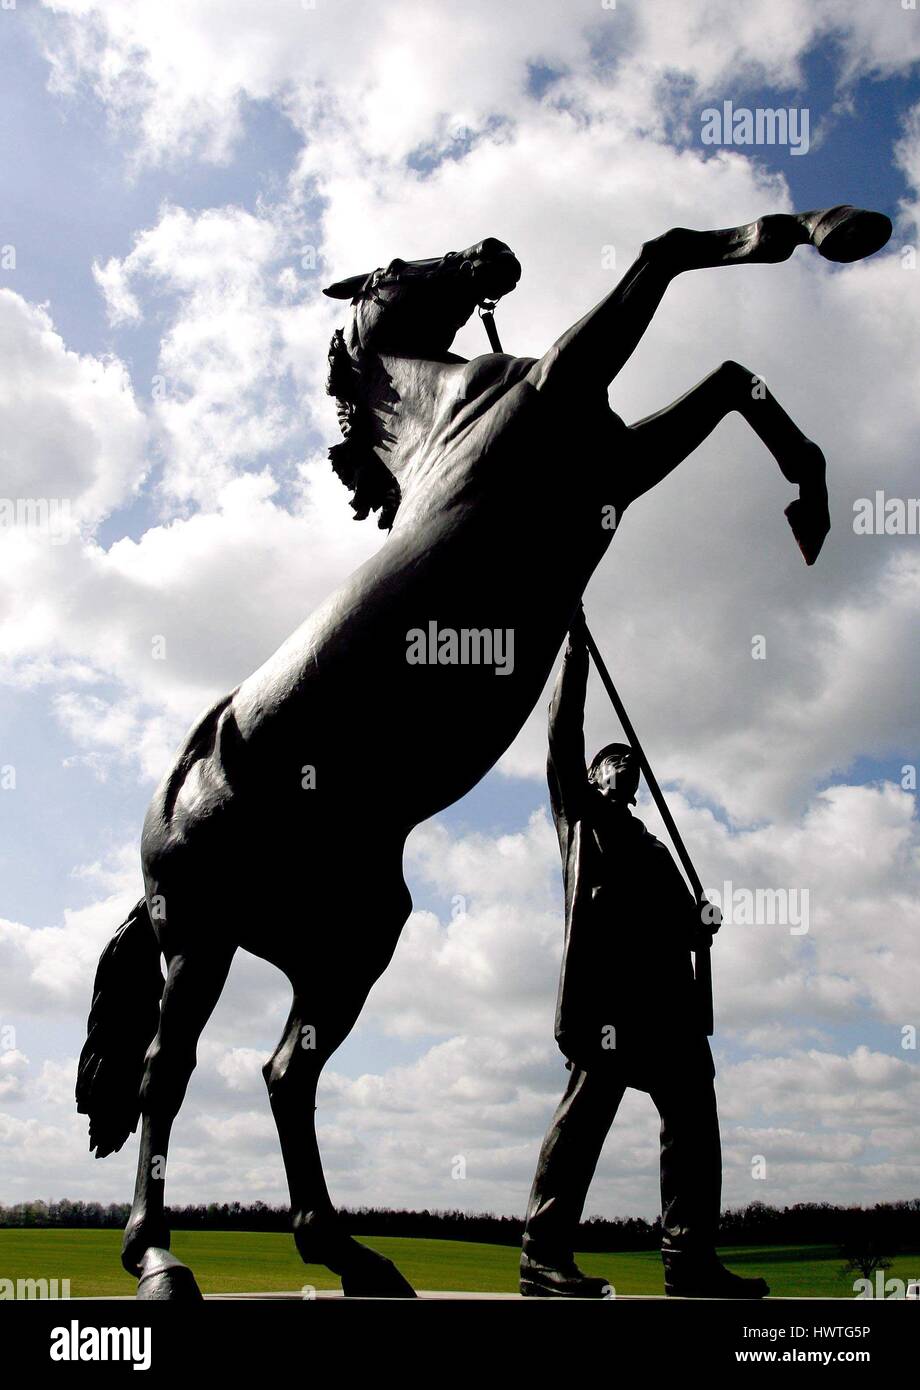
(136, 1247, 204, 1302)
(340, 1247, 417, 1298)
(122, 1210, 171, 1277)
(785, 494, 830, 566)
(802, 206, 892, 263)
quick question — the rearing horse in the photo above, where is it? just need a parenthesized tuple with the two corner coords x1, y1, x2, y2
(77, 205, 890, 1298)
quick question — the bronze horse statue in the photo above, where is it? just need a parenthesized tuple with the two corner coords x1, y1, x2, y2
(77, 205, 890, 1298)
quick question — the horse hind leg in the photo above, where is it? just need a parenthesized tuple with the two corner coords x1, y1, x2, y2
(122, 942, 236, 1297)
(264, 944, 416, 1297)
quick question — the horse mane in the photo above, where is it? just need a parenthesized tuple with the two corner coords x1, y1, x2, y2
(325, 329, 401, 531)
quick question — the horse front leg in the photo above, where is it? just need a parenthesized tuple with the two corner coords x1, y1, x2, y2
(530, 206, 890, 399)
(622, 360, 829, 564)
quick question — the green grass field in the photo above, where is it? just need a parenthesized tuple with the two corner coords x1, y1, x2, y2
(1, 1229, 918, 1298)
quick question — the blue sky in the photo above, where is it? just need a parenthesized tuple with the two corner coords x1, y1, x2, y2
(1, 0, 919, 1226)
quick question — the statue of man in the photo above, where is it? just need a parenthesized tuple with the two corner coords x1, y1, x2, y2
(520, 610, 769, 1299)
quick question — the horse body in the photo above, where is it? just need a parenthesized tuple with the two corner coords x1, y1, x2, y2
(145, 351, 625, 881)
(77, 211, 890, 1299)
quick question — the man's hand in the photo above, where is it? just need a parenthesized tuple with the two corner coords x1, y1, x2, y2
(562, 606, 588, 667)
(698, 896, 722, 938)
(567, 604, 588, 648)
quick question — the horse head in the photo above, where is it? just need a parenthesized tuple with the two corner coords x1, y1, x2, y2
(323, 237, 521, 357)
(323, 239, 521, 529)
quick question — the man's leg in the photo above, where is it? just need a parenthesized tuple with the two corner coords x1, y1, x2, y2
(650, 1040, 722, 1254)
(521, 1062, 627, 1296)
(648, 1041, 769, 1298)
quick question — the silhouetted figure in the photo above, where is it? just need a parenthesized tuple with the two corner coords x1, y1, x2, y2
(75, 205, 889, 1298)
(521, 612, 769, 1298)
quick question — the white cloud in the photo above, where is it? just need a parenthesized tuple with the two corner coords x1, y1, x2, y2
(91, 256, 141, 326)
(38, 0, 920, 170)
(3, 780, 918, 1211)
(0, 290, 147, 529)
(11, 9, 919, 818)
(5, 116, 918, 818)
(3, 0, 916, 1219)
(92, 204, 323, 505)
(0, 465, 380, 775)
(0, 865, 141, 1019)
(0, 1051, 30, 1103)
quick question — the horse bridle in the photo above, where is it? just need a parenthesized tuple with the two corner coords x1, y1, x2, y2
(360, 255, 507, 353)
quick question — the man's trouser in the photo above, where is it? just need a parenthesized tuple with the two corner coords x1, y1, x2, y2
(522, 1039, 721, 1261)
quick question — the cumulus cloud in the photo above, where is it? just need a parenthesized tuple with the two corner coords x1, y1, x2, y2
(9, 4, 917, 817)
(0, 852, 141, 1019)
(0, 465, 380, 774)
(0, 290, 147, 529)
(6, 121, 919, 817)
(6, 780, 917, 1212)
(92, 204, 324, 505)
(2, 0, 916, 1217)
(38, 0, 920, 170)
(0, 1051, 30, 1103)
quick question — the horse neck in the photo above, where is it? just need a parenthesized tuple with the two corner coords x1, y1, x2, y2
(362, 352, 467, 483)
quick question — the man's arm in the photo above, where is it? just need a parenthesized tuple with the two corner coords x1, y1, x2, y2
(651, 843, 719, 948)
(547, 609, 590, 823)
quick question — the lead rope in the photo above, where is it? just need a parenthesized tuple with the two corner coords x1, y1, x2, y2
(478, 303, 714, 1036)
(478, 299, 503, 353)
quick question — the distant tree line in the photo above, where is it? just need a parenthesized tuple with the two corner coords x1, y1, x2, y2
(1, 1197, 917, 1250)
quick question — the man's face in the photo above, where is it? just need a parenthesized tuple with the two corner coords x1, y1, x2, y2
(593, 751, 640, 805)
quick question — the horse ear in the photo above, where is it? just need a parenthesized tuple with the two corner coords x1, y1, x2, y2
(323, 272, 373, 300)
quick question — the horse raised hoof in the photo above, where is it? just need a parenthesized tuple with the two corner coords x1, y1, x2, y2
(340, 1244, 417, 1298)
(136, 1247, 204, 1302)
(785, 492, 830, 566)
(798, 205, 892, 263)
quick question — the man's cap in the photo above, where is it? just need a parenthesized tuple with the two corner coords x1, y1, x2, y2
(588, 742, 636, 779)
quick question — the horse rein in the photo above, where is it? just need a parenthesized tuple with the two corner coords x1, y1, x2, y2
(478, 300, 503, 353)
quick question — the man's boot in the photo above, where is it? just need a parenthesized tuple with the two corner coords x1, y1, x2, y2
(663, 1248, 769, 1299)
(520, 1247, 611, 1298)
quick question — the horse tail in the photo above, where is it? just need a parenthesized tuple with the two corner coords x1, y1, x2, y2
(75, 897, 164, 1158)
